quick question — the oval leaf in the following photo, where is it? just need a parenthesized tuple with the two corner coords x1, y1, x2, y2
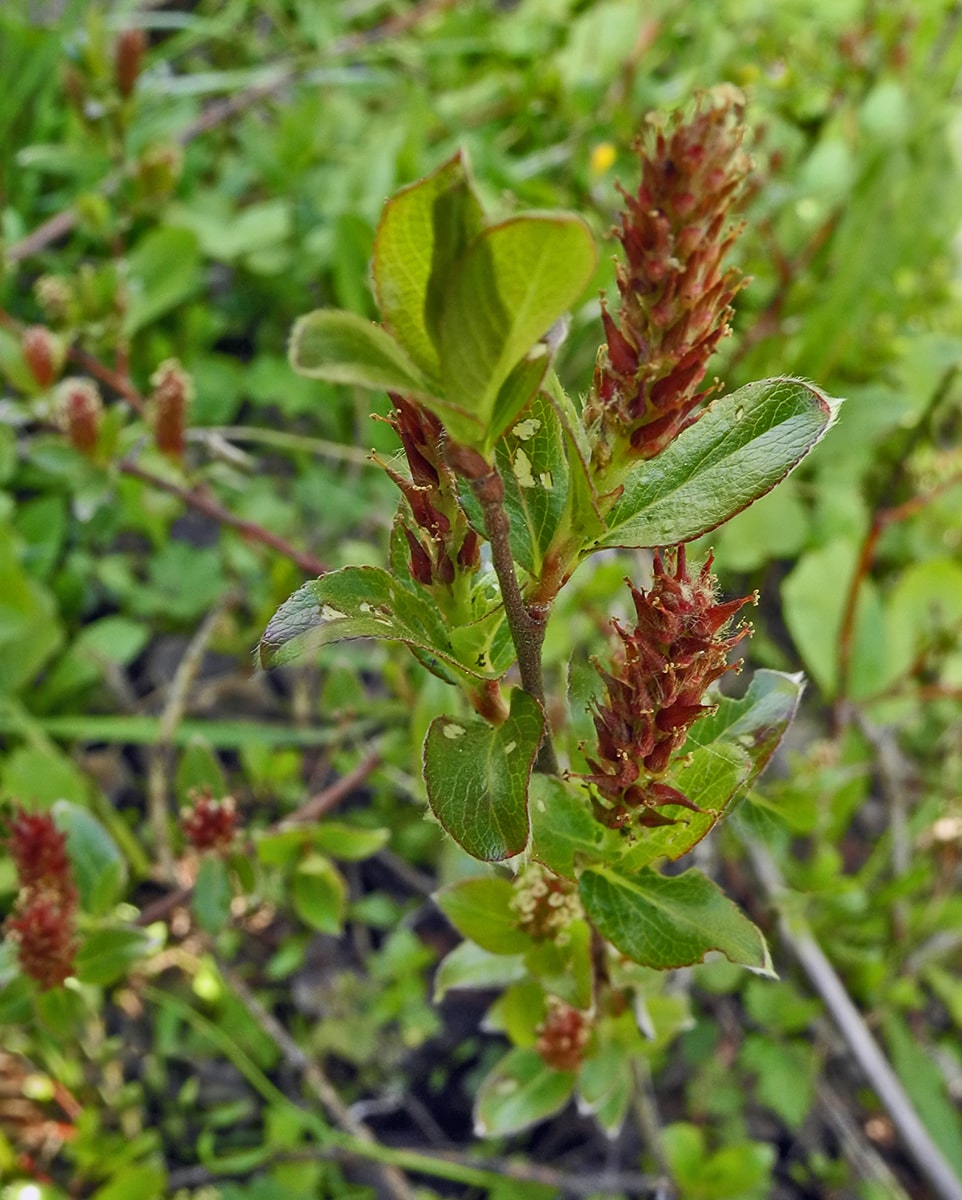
(289, 309, 435, 395)
(373, 150, 485, 377)
(579, 865, 775, 975)
(474, 1046, 575, 1137)
(259, 565, 485, 679)
(439, 213, 597, 445)
(590, 377, 841, 551)
(52, 801, 127, 916)
(434, 876, 532, 955)
(423, 688, 544, 861)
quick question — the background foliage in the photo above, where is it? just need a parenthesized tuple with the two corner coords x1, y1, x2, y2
(2, 2, 962, 1198)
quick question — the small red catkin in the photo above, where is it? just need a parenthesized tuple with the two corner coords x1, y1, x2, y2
(115, 28, 147, 99)
(149, 359, 194, 459)
(3, 806, 79, 991)
(584, 547, 755, 830)
(56, 378, 103, 455)
(181, 789, 238, 853)
(22, 326, 64, 389)
(536, 1000, 591, 1073)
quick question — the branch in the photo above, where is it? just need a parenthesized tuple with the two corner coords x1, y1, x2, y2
(118, 458, 327, 577)
(744, 838, 962, 1200)
(466, 461, 558, 773)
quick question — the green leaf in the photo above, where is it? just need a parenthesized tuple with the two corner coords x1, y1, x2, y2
(311, 822, 390, 861)
(438, 212, 596, 451)
(373, 150, 485, 378)
(528, 774, 618, 880)
(434, 940, 527, 1001)
(474, 1046, 575, 1137)
(259, 565, 490, 679)
(579, 865, 775, 975)
(125, 227, 201, 334)
(496, 389, 571, 577)
(52, 801, 127, 916)
(289, 309, 436, 396)
(615, 742, 751, 873)
(0, 537, 63, 696)
(192, 856, 232, 934)
(423, 688, 544, 861)
(90, 1164, 167, 1200)
(291, 853, 346, 934)
(590, 378, 840, 552)
(434, 876, 532, 955)
(74, 927, 156, 987)
(687, 669, 805, 779)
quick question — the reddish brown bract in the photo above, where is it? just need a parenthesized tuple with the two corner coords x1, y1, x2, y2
(150, 359, 194, 459)
(584, 548, 754, 831)
(181, 790, 238, 853)
(584, 86, 750, 466)
(3, 806, 78, 991)
(536, 1000, 591, 1072)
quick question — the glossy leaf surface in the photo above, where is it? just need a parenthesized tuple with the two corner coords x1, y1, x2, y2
(590, 378, 840, 551)
(474, 1046, 575, 1137)
(579, 865, 774, 975)
(423, 688, 544, 861)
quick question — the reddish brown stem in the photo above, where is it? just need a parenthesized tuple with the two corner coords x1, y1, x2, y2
(119, 459, 327, 578)
(835, 472, 962, 720)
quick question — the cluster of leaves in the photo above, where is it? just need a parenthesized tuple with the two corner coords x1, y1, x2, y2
(1, 3, 962, 1200)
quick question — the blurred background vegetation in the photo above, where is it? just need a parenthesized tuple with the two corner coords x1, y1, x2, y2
(2, 1, 962, 1198)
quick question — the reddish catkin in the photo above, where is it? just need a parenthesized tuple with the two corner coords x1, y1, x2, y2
(22, 326, 64, 389)
(181, 790, 238, 853)
(584, 86, 751, 466)
(584, 548, 755, 831)
(149, 359, 194, 458)
(3, 806, 78, 991)
(56, 378, 103, 455)
(536, 1000, 591, 1072)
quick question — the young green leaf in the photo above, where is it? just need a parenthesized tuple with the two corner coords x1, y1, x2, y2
(438, 212, 597, 451)
(590, 378, 841, 552)
(434, 876, 532, 955)
(579, 865, 775, 975)
(261, 565, 485, 679)
(289, 309, 436, 395)
(474, 1046, 575, 1137)
(373, 150, 485, 377)
(423, 688, 544, 861)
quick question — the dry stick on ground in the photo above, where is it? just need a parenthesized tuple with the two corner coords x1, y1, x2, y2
(214, 959, 416, 1200)
(745, 838, 962, 1200)
(147, 595, 236, 881)
(815, 1078, 913, 1200)
(279, 749, 381, 827)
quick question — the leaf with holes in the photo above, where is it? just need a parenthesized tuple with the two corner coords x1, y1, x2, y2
(423, 688, 544, 861)
(260, 566, 490, 680)
(579, 865, 775, 975)
(590, 378, 841, 552)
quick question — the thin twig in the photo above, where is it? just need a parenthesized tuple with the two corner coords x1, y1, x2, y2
(147, 595, 234, 879)
(279, 750, 381, 827)
(816, 1078, 913, 1200)
(4, 0, 459, 266)
(467, 464, 559, 773)
(214, 958, 416, 1200)
(118, 459, 327, 577)
(836, 470, 962, 714)
(744, 838, 962, 1200)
